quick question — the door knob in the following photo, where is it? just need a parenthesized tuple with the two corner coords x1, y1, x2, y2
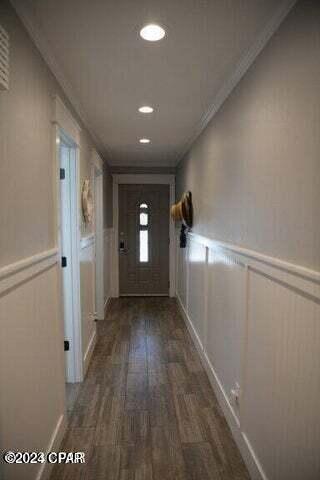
(119, 240, 128, 253)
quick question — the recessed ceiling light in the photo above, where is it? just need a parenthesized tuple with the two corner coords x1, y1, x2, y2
(140, 24, 165, 42)
(139, 138, 151, 144)
(139, 106, 154, 114)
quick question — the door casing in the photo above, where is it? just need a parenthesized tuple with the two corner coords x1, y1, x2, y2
(112, 174, 176, 297)
(119, 184, 170, 296)
(53, 96, 83, 383)
(93, 160, 104, 319)
(55, 128, 83, 383)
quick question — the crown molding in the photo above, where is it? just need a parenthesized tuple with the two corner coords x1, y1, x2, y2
(10, 0, 110, 162)
(175, 0, 298, 167)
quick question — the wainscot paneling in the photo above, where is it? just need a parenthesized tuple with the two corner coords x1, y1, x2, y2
(0, 253, 66, 480)
(187, 238, 207, 347)
(80, 234, 96, 375)
(176, 232, 320, 480)
(176, 231, 188, 308)
(206, 248, 246, 424)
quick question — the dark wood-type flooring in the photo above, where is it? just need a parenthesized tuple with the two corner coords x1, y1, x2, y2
(51, 297, 250, 480)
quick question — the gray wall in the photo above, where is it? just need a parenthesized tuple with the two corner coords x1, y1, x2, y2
(176, 0, 320, 272)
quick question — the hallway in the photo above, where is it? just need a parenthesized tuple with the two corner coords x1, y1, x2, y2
(50, 298, 249, 480)
(1, 1, 320, 479)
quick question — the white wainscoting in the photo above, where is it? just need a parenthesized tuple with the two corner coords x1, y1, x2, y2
(0, 250, 66, 480)
(104, 228, 114, 315)
(176, 232, 320, 480)
(80, 234, 96, 376)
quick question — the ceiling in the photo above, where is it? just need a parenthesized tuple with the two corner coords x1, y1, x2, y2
(19, 0, 283, 166)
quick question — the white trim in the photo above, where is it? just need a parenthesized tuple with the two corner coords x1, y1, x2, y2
(188, 232, 320, 282)
(83, 328, 97, 376)
(0, 249, 58, 295)
(188, 232, 320, 298)
(36, 414, 67, 480)
(69, 146, 83, 383)
(80, 234, 95, 250)
(175, 0, 298, 165)
(120, 294, 169, 297)
(92, 155, 105, 320)
(10, 0, 107, 158)
(176, 294, 266, 480)
(112, 174, 175, 297)
(54, 112, 83, 383)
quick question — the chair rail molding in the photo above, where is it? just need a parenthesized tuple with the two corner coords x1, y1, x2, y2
(0, 248, 58, 296)
(188, 232, 320, 289)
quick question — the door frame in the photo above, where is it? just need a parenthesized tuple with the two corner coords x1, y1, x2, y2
(112, 174, 176, 297)
(92, 151, 104, 320)
(53, 96, 83, 383)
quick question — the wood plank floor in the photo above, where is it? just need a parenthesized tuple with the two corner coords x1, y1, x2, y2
(51, 297, 250, 480)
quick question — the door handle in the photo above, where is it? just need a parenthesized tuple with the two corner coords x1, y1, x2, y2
(119, 240, 128, 254)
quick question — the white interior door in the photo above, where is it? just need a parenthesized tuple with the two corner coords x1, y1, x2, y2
(60, 143, 74, 380)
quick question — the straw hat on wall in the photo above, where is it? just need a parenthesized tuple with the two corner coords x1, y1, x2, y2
(171, 191, 193, 228)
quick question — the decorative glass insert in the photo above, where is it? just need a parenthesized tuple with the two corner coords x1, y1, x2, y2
(139, 203, 149, 262)
(140, 212, 148, 225)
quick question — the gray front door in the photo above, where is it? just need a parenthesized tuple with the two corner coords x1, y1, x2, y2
(119, 184, 170, 295)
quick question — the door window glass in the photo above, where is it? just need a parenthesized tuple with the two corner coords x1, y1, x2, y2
(139, 203, 149, 262)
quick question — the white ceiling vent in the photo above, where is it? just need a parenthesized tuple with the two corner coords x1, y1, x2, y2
(0, 25, 9, 91)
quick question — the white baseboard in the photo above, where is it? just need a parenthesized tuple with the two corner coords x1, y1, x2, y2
(36, 413, 67, 480)
(176, 294, 267, 480)
(83, 328, 97, 376)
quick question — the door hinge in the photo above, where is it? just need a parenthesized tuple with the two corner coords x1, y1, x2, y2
(61, 256, 67, 268)
(60, 168, 65, 180)
(64, 340, 70, 351)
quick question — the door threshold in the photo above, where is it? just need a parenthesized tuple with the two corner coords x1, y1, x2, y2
(120, 294, 169, 297)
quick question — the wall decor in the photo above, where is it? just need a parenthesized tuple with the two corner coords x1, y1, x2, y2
(171, 191, 193, 228)
(171, 191, 193, 248)
(81, 178, 93, 224)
